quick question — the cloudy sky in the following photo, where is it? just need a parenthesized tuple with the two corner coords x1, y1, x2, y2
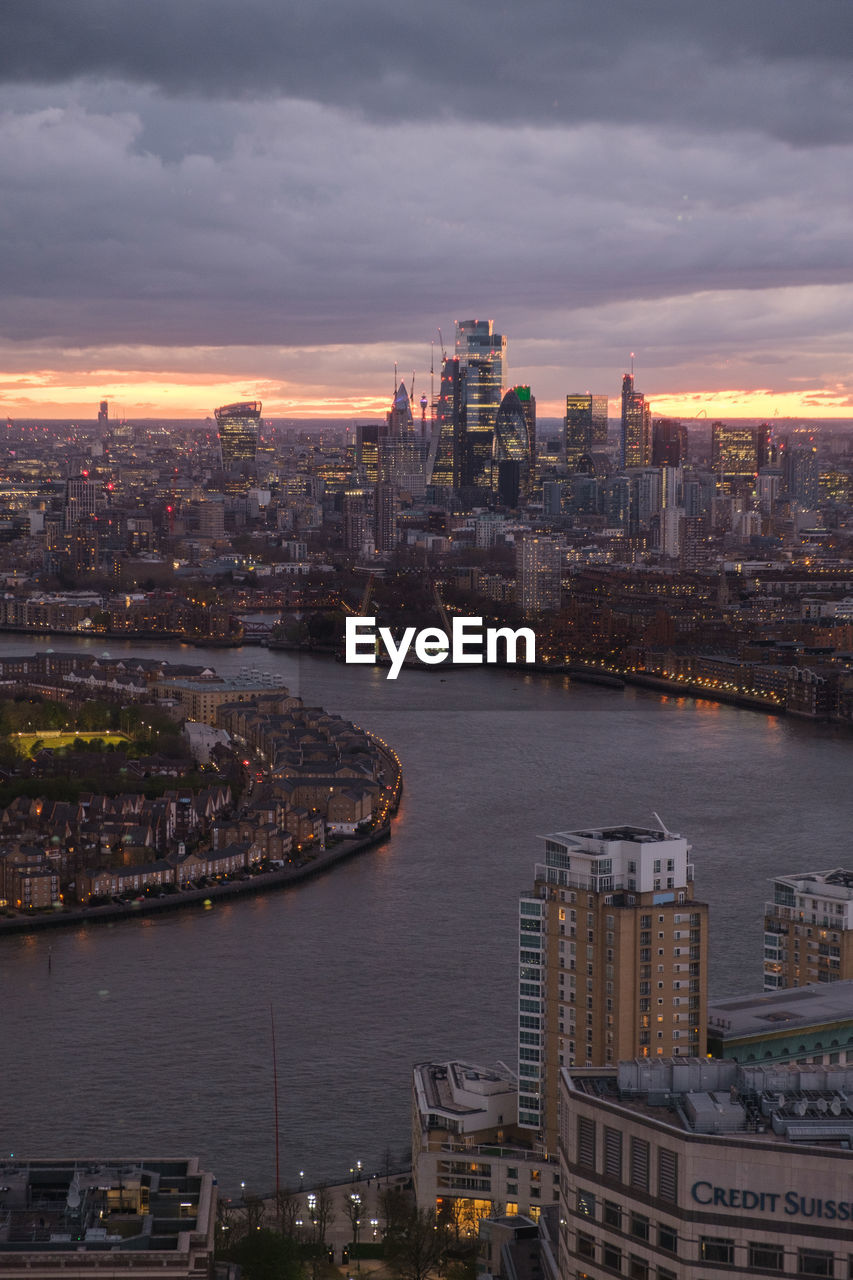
(2, 0, 853, 420)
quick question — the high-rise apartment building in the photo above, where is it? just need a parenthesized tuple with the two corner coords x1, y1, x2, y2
(374, 482, 399, 553)
(763, 869, 853, 990)
(621, 374, 651, 468)
(565, 395, 608, 471)
(518, 824, 708, 1153)
(214, 400, 261, 471)
(516, 536, 562, 612)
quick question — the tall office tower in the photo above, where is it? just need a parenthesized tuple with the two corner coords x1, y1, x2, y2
(620, 373, 651, 468)
(518, 824, 708, 1153)
(493, 389, 532, 506)
(429, 355, 464, 492)
(565, 394, 608, 471)
(215, 401, 261, 471)
(514, 386, 537, 476)
(786, 444, 820, 507)
(385, 382, 415, 438)
(455, 319, 507, 430)
(64, 474, 102, 531)
(711, 422, 770, 493)
(374, 482, 400, 553)
(355, 423, 380, 484)
(515, 536, 562, 612)
(97, 400, 109, 429)
(651, 417, 687, 466)
(456, 319, 507, 491)
(763, 869, 853, 990)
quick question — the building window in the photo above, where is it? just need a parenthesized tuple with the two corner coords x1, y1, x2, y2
(798, 1250, 834, 1277)
(701, 1239, 734, 1265)
(749, 1243, 784, 1271)
(603, 1200, 621, 1229)
(602, 1243, 622, 1271)
(629, 1212, 649, 1242)
(658, 1224, 678, 1255)
(628, 1257, 648, 1280)
(576, 1231, 595, 1260)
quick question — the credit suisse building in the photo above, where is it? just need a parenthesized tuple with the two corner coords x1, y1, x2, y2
(559, 1059, 853, 1279)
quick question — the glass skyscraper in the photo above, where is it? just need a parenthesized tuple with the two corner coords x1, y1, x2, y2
(215, 400, 262, 471)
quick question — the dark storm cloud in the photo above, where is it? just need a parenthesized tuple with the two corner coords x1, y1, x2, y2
(3, 0, 853, 142)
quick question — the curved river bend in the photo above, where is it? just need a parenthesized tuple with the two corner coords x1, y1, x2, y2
(2, 637, 851, 1193)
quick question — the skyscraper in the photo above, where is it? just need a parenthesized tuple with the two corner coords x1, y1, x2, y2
(97, 400, 109, 429)
(428, 356, 464, 493)
(456, 319, 506, 491)
(493, 389, 532, 506)
(355, 423, 380, 484)
(518, 824, 708, 1153)
(215, 400, 262, 471)
(565, 394, 608, 471)
(621, 373, 651, 468)
(651, 417, 687, 467)
(711, 422, 770, 493)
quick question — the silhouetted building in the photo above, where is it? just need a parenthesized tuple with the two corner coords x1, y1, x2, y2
(356, 423, 380, 484)
(652, 417, 687, 467)
(97, 399, 109, 428)
(374, 483, 399, 553)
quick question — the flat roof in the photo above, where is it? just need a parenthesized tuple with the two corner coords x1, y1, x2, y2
(708, 981, 853, 1041)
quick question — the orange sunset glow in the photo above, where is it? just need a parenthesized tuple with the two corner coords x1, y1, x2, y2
(2, 368, 853, 422)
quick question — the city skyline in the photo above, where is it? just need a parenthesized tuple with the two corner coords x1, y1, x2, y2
(2, 2, 853, 419)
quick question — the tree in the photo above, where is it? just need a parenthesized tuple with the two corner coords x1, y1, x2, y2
(311, 1182, 334, 1245)
(273, 1186, 301, 1238)
(379, 1184, 410, 1238)
(345, 1190, 364, 1246)
(385, 1207, 446, 1280)
(226, 1228, 302, 1280)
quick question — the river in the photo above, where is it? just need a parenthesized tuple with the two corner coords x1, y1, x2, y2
(1, 635, 851, 1195)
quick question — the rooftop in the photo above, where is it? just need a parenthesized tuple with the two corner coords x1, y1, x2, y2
(708, 981, 853, 1041)
(568, 1059, 853, 1148)
(0, 1158, 214, 1258)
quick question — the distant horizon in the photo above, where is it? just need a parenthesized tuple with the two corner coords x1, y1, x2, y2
(5, 410, 853, 430)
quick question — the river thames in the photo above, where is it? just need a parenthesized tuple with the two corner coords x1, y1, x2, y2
(2, 636, 852, 1195)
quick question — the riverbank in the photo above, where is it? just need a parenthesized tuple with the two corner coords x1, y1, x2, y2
(0, 821, 395, 937)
